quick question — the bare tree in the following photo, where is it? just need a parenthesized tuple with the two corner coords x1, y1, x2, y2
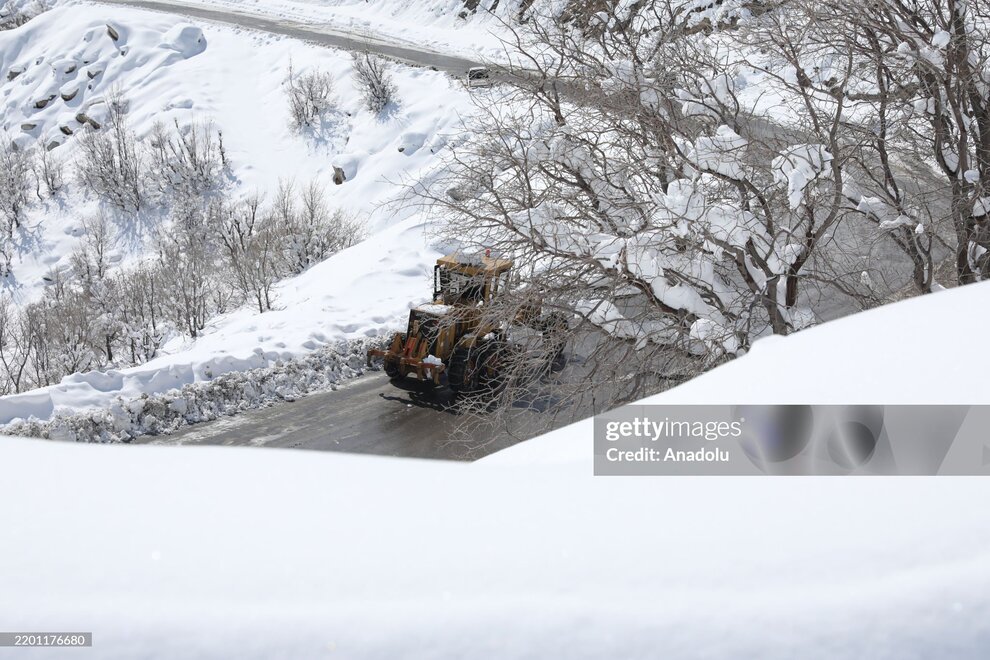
(149, 118, 227, 202)
(34, 146, 64, 198)
(352, 53, 398, 114)
(285, 64, 337, 129)
(77, 89, 143, 212)
(212, 194, 282, 313)
(0, 294, 29, 395)
(156, 226, 217, 338)
(0, 137, 33, 234)
(418, 1, 910, 436)
(763, 0, 990, 285)
(278, 180, 363, 274)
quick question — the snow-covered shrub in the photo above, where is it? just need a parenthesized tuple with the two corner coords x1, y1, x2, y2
(20, 279, 103, 386)
(155, 224, 223, 338)
(149, 119, 228, 202)
(34, 145, 64, 197)
(0, 293, 28, 395)
(0, 137, 33, 234)
(273, 180, 364, 275)
(76, 90, 143, 212)
(285, 66, 336, 130)
(211, 194, 283, 313)
(352, 53, 397, 115)
(211, 181, 364, 313)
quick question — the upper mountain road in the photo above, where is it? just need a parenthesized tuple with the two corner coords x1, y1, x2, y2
(100, 0, 482, 74)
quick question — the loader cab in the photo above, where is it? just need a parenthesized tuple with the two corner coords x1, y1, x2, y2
(433, 251, 512, 306)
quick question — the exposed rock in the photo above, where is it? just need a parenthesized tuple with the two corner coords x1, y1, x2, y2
(75, 112, 102, 130)
(34, 94, 57, 109)
(332, 166, 347, 185)
(52, 59, 78, 76)
(20, 122, 37, 132)
(59, 125, 73, 136)
(106, 24, 120, 41)
(7, 66, 24, 81)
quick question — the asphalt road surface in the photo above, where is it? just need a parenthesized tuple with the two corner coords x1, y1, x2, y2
(136, 373, 531, 460)
(101, 0, 481, 75)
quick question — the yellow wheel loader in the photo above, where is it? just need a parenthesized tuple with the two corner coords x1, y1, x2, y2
(367, 251, 564, 394)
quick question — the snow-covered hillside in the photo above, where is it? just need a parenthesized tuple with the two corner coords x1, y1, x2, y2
(0, 2, 485, 421)
(2, 280, 989, 658)
(1, 3, 470, 299)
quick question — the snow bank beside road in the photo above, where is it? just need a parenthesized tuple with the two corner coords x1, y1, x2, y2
(1, 338, 377, 441)
(0, 215, 440, 426)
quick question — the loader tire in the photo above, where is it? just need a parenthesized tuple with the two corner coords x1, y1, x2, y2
(446, 345, 479, 395)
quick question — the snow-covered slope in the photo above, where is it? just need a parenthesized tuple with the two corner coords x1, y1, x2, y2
(0, 3, 480, 422)
(3, 280, 990, 657)
(1, 3, 471, 300)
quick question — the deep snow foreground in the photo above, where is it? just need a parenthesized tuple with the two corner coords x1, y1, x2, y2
(2, 449, 989, 659)
(2, 282, 990, 658)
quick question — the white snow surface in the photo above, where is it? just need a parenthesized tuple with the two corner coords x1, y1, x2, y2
(3, 281, 990, 657)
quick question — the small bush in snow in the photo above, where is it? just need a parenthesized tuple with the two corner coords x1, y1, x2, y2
(285, 65, 337, 130)
(0, 137, 33, 234)
(271, 180, 364, 274)
(211, 181, 365, 313)
(34, 146, 64, 198)
(149, 119, 228, 202)
(352, 53, 397, 115)
(77, 90, 143, 212)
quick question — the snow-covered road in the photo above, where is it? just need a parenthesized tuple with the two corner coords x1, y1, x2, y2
(99, 0, 482, 73)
